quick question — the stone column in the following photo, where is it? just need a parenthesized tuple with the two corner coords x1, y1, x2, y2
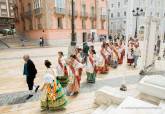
(140, 17, 159, 74)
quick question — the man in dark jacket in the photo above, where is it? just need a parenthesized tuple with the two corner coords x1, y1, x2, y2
(23, 55, 39, 100)
(83, 42, 89, 63)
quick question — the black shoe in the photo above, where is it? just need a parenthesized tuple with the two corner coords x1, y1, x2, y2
(26, 94, 33, 100)
(35, 85, 40, 93)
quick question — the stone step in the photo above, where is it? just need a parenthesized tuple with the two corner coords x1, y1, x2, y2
(0, 37, 39, 48)
(92, 105, 108, 114)
(102, 104, 118, 114)
(95, 86, 139, 106)
(95, 86, 125, 106)
(0, 39, 10, 48)
(159, 100, 165, 114)
(0, 41, 9, 49)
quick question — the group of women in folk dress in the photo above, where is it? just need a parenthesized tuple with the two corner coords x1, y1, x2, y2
(40, 40, 127, 111)
(40, 51, 84, 111)
(97, 40, 125, 73)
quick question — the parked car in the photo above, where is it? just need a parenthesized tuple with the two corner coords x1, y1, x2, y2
(0, 29, 16, 36)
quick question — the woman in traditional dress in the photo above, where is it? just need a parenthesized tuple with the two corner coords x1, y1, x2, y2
(86, 49, 97, 83)
(41, 60, 67, 111)
(97, 43, 109, 74)
(56, 52, 69, 88)
(118, 42, 125, 64)
(106, 43, 113, 66)
(111, 46, 119, 69)
(127, 48, 134, 66)
(75, 48, 83, 79)
(67, 55, 83, 96)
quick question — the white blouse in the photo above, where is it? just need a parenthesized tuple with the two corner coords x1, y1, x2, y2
(44, 68, 56, 83)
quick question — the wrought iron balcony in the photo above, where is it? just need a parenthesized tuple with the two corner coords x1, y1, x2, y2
(24, 10, 32, 19)
(34, 8, 42, 17)
(80, 11, 88, 18)
(54, 7, 66, 15)
(68, 10, 78, 17)
(100, 15, 107, 21)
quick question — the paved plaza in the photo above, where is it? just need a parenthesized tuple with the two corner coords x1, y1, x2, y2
(0, 42, 165, 114)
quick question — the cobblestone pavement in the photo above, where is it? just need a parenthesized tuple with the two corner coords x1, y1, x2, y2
(0, 75, 141, 106)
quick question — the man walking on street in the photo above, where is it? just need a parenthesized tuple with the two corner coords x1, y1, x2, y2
(83, 42, 89, 63)
(39, 37, 42, 47)
(23, 55, 40, 100)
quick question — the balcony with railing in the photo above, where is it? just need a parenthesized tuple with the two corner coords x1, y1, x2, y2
(34, 8, 42, 17)
(100, 14, 107, 21)
(54, 7, 66, 16)
(80, 11, 88, 18)
(24, 10, 32, 19)
(68, 10, 78, 17)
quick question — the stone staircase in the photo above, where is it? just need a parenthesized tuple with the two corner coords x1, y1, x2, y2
(0, 34, 39, 49)
(0, 39, 10, 49)
(91, 86, 165, 114)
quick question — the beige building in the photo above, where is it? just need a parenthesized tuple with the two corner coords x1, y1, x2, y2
(14, 0, 108, 45)
(0, 0, 14, 29)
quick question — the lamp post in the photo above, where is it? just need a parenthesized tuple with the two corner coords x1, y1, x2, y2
(68, 0, 76, 56)
(107, 9, 110, 39)
(71, 0, 76, 46)
(132, 8, 144, 38)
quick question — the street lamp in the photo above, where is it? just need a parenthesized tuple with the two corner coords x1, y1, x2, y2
(68, 0, 76, 56)
(107, 9, 110, 39)
(132, 7, 144, 38)
(71, 0, 76, 46)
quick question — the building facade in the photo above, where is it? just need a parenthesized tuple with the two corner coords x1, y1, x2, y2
(14, 0, 108, 45)
(0, 0, 14, 30)
(108, 0, 165, 39)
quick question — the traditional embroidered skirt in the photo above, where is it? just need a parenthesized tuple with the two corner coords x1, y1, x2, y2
(127, 59, 134, 64)
(67, 76, 80, 93)
(41, 81, 67, 111)
(97, 66, 109, 74)
(56, 75, 69, 88)
(86, 72, 96, 83)
(118, 57, 123, 64)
